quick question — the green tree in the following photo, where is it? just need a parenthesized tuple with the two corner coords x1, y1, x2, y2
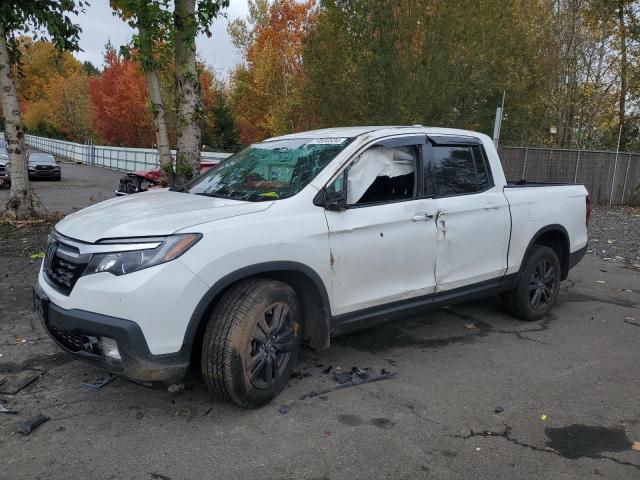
(0, 0, 85, 219)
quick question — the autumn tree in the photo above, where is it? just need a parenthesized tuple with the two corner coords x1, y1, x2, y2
(111, 0, 175, 185)
(16, 39, 92, 141)
(228, 0, 316, 144)
(0, 1, 85, 219)
(88, 46, 155, 146)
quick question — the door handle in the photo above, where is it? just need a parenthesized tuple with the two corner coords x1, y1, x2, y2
(484, 203, 500, 210)
(412, 213, 434, 221)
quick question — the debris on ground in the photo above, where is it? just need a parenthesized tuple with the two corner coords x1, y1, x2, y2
(632, 441, 640, 452)
(291, 369, 312, 380)
(0, 401, 18, 415)
(541, 414, 548, 421)
(0, 369, 44, 395)
(333, 372, 353, 384)
(300, 371, 396, 400)
(386, 359, 398, 366)
(278, 404, 291, 414)
(167, 383, 185, 393)
(381, 368, 391, 375)
(494, 406, 504, 414)
(352, 367, 369, 380)
(16, 414, 50, 435)
(135, 411, 145, 420)
(82, 375, 116, 389)
(321, 365, 332, 374)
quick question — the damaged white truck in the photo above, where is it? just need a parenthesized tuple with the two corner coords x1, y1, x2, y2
(33, 126, 589, 407)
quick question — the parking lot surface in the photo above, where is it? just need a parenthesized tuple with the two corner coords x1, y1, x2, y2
(0, 155, 122, 214)
(1, 159, 639, 479)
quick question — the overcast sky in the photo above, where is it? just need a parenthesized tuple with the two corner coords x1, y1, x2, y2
(71, 1, 249, 78)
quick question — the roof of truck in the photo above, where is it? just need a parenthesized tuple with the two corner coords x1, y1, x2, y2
(267, 126, 487, 141)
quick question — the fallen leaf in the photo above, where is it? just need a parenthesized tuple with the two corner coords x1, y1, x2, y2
(540, 414, 548, 421)
(632, 442, 640, 452)
(29, 252, 45, 259)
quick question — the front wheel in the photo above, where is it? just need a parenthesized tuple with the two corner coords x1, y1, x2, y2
(201, 278, 303, 408)
(501, 245, 561, 321)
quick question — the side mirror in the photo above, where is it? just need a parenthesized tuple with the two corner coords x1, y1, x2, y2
(314, 187, 347, 212)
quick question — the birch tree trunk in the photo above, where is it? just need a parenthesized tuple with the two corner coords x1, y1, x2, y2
(0, 25, 35, 219)
(174, 0, 202, 186)
(138, 24, 175, 187)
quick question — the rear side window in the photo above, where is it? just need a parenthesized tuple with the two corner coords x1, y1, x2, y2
(425, 144, 493, 197)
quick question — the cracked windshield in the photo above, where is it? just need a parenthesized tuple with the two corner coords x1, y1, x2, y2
(185, 138, 350, 201)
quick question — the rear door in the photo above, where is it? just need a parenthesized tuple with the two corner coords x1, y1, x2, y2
(324, 137, 439, 315)
(425, 135, 510, 292)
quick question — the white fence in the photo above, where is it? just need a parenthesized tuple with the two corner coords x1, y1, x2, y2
(26, 135, 232, 173)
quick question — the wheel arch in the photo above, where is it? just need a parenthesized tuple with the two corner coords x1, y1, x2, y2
(521, 224, 571, 280)
(183, 262, 332, 367)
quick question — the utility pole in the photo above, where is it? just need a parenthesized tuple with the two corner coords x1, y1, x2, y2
(493, 90, 506, 147)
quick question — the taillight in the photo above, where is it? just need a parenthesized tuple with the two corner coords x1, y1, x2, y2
(585, 195, 591, 226)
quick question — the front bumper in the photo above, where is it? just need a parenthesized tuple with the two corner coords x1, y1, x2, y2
(34, 284, 189, 383)
(29, 170, 60, 178)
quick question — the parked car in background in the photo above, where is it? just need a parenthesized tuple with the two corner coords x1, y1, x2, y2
(0, 146, 9, 186)
(28, 153, 61, 181)
(34, 126, 589, 408)
(115, 160, 219, 195)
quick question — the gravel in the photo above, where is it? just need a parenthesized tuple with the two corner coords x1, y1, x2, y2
(588, 206, 640, 264)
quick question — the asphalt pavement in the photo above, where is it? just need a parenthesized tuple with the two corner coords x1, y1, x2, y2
(0, 158, 639, 479)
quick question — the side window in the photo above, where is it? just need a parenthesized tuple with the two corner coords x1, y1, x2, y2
(472, 145, 493, 191)
(326, 170, 346, 195)
(346, 145, 417, 206)
(425, 146, 477, 196)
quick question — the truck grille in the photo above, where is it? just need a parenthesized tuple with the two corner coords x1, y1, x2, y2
(43, 238, 88, 295)
(44, 318, 84, 352)
(35, 165, 54, 170)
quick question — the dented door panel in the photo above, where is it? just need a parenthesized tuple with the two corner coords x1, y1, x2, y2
(433, 190, 510, 291)
(325, 199, 438, 315)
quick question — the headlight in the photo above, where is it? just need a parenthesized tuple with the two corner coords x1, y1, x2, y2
(84, 233, 201, 276)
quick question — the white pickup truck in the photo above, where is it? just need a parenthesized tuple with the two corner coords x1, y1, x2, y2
(34, 126, 589, 407)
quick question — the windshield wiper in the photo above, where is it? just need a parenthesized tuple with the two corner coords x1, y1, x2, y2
(193, 192, 239, 200)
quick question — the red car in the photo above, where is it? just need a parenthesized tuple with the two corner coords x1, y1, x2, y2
(116, 160, 219, 195)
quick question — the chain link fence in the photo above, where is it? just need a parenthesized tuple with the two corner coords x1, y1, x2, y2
(24, 135, 639, 206)
(26, 135, 232, 173)
(498, 146, 639, 205)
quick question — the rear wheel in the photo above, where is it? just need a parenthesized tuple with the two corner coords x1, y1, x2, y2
(501, 245, 561, 321)
(201, 278, 303, 408)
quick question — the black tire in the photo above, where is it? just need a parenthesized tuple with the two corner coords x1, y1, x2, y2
(201, 278, 303, 408)
(501, 245, 561, 321)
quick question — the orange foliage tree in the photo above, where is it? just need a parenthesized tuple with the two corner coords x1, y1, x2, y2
(228, 0, 316, 144)
(88, 46, 155, 147)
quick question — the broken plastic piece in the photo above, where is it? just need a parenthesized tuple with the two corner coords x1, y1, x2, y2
(278, 405, 290, 414)
(494, 406, 504, 414)
(16, 414, 50, 435)
(300, 371, 396, 400)
(82, 375, 116, 389)
(0, 402, 17, 415)
(334, 372, 353, 384)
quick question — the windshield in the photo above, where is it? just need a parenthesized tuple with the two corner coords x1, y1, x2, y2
(29, 155, 55, 164)
(185, 138, 350, 201)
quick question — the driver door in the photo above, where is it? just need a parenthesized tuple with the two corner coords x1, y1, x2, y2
(323, 137, 438, 316)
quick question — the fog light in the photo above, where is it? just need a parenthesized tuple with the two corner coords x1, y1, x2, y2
(98, 336, 121, 359)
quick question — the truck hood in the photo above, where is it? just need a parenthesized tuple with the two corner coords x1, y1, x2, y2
(55, 189, 273, 243)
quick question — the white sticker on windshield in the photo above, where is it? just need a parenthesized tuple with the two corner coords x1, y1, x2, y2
(307, 138, 348, 145)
